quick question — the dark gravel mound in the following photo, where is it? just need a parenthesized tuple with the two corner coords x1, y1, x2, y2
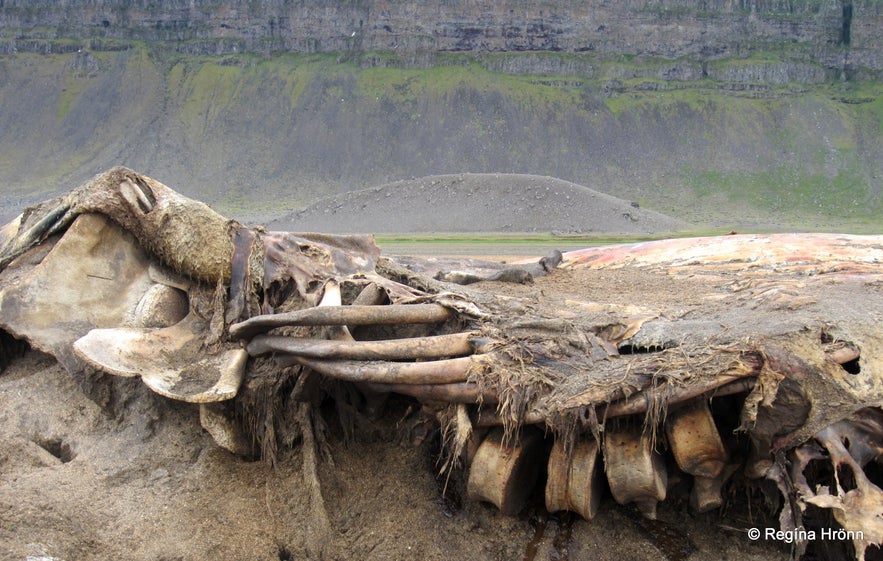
(269, 174, 691, 234)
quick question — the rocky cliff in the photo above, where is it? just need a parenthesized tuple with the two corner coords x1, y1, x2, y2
(1, 1, 881, 77)
(0, 2, 880, 231)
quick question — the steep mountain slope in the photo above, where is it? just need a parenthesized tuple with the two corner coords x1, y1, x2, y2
(0, 0, 881, 231)
(0, 47, 879, 230)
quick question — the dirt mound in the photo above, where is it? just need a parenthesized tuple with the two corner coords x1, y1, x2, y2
(269, 174, 691, 234)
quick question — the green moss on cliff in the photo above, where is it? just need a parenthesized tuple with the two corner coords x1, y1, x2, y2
(685, 167, 877, 223)
(57, 73, 90, 122)
(0, 44, 880, 230)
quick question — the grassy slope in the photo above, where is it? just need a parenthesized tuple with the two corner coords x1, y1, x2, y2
(0, 45, 880, 231)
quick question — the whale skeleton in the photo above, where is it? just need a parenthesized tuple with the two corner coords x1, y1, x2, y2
(0, 167, 881, 559)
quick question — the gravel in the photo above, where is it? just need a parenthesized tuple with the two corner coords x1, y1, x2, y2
(269, 173, 692, 234)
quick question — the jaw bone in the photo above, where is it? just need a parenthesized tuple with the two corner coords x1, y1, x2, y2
(73, 315, 247, 403)
(0, 213, 185, 373)
(0, 211, 247, 405)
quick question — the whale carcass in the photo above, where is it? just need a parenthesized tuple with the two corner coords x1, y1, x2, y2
(0, 168, 880, 559)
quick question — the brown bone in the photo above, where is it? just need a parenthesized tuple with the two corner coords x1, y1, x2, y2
(364, 382, 492, 403)
(473, 377, 758, 427)
(467, 427, 543, 515)
(545, 437, 604, 520)
(665, 399, 731, 513)
(665, 399, 727, 479)
(602, 364, 761, 418)
(689, 463, 740, 513)
(3, 169, 883, 557)
(604, 422, 667, 519)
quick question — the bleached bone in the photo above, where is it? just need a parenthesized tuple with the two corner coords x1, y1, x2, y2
(316, 279, 354, 341)
(2, 169, 883, 559)
(352, 282, 388, 306)
(229, 303, 453, 339)
(199, 403, 254, 456)
(467, 427, 543, 515)
(545, 436, 603, 520)
(147, 262, 190, 291)
(320, 279, 343, 307)
(133, 283, 189, 328)
(665, 399, 727, 479)
(73, 314, 247, 403)
(0, 213, 176, 373)
(604, 422, 667, 519)
(0, 190, 250, 435)
(247, 332, 476, 361)
(827, 345, 861, 366)
(803, 423, 883, 561)
(283, 355, 474, 385)
(0, 203, 73, 270)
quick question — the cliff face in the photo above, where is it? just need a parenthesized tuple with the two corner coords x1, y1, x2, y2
(1, 1, 881, 76)
(0, 3, 880, 231)
(0, 47, 879, 228)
